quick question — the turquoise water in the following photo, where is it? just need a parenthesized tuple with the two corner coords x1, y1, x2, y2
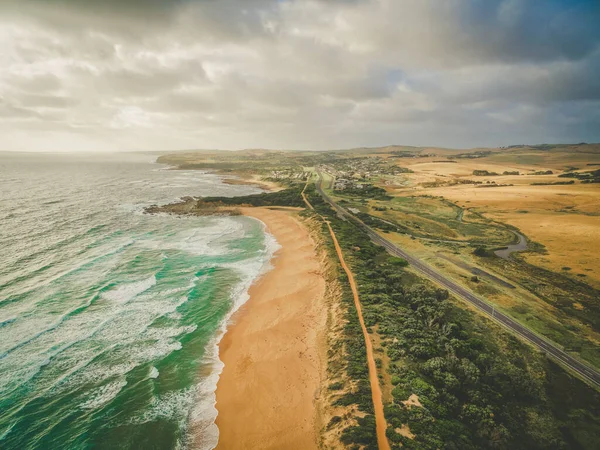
(0, 152, 276, 449)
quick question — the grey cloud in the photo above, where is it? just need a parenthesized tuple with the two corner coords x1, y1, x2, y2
(4, 73, 63, 93)
(452, 0, 600, 63)
(0, 101, 42, 119)
(7, 0, 281, 42)
(98, 61, 208, 98)
(414, 49, 600, 108)
(0, 0, 599, 151)
(291, 0, 600, 69)
(18, 93, 77, 109)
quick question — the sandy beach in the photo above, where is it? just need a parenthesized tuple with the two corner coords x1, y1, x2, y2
(212, 207, 327, 449)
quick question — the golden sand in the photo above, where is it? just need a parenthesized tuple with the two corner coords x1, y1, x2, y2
(212, 207, 327, 450)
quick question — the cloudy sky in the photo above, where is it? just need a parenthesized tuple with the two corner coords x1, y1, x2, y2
(1, 0, 599, 151)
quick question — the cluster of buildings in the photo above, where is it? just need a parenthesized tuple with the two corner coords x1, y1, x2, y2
(268, 170, 310, 180)
(320, 158, 405, 180)
(333, 178, 366, 191)
(318, 158, 411, 191)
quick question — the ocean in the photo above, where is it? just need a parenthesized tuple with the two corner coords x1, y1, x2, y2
(0, 152, 277, 449)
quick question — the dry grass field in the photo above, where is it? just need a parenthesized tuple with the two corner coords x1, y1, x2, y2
(386, 145, 600, 287)
(422, 184, 600, 285)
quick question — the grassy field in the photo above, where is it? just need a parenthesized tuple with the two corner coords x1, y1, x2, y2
(376, 229, 600, 370)
(386, 144, 600, 287)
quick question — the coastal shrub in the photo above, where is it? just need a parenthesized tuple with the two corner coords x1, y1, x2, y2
(328, 381, 344, 390)
(200, 185, 305, 207)
(304, 185, 600, 450)
(473, 170, 499, 176)
(340, 415, 378, 450)
(341, 184, 391, 200)
(328, 416, 343, 428)
(473, 246, 493, 257)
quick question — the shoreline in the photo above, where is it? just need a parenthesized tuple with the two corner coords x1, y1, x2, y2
(189, 216, 281, 450)
(164, 163, 281, 193)
(207, 207, 327, 449)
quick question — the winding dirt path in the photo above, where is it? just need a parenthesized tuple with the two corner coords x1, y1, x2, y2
(325, 221, 391, 450)
(303, 178, 390, 449)
(301, 179, 313, 210)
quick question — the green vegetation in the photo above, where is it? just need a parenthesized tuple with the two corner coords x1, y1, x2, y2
(158, 149, 346, 179)
(558, 169, 600, 183)
(155, 147, 600, 449)
(328, 156, 413, 176)
(450, 151, 492, 159)
(477, 254, 600, 367)
(341, 184, 391, 200)
(390, 151, 425, 158)
(302, 185, 600, 450)
(356, 212, 401, 233)
(473, 170, 500, 176)
(200, 184, 306, 207)
(473, 246, 495, 257)
(346, 196, 514, 247)
(476, 183, 514, 188)
(531, 181, 575, 186)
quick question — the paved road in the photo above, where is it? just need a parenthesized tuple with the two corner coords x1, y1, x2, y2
(315, 174, 600, 388)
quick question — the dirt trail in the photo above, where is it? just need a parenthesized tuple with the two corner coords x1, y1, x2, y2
(301, 179, 313, 210)
(325, 221, 391, 450)
(303, 178, 390, 449)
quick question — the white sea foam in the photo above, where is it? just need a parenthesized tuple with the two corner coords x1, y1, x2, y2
(176, 220, 245, 256)
(79, 378, 127, 410)
(152, 164, 180, 171)
(0, 198, 279, 449)
(136, 221, 242, 257)
(57, 337, 183, 392)
(0, 236, 134, 305)
(144, 325, 197, 341)
(35, 292, 192, 395)
(0, 421, 16, 441)
(130, 384, 202, 450)
(188, 222, 280, 450)
(119, 202, 149, 216)
(119, 220, 279, 449)
(0, 154, 281, 448)
(189, 357, 222, 450)
(101, 276, 156, 303)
